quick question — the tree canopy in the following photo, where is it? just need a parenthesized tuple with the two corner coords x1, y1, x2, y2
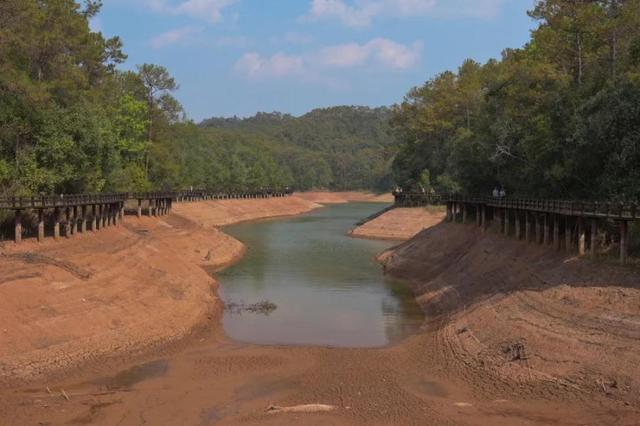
(391, 0, 640, 201)
(200, 106, 396, 191)
(3, 0, 639, 199)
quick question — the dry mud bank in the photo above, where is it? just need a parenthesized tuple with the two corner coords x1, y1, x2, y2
(0, 196, 320, 386)
(350, 206, 446, 240)
(1, 198, 639, 425)
(380, 222, 640, 411)
(297, 191, 393, 204)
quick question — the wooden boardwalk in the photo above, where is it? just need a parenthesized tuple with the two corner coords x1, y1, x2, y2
(394, 191, 639, 265)
(1, 189, 292, 244)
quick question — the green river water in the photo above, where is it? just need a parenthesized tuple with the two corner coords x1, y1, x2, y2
(219, 202, 424, 348)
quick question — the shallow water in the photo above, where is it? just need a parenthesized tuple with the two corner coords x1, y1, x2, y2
(219, 202, 424, 348)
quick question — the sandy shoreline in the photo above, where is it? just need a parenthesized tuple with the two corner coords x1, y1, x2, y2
(1, 195, 639, 425)
(296, 191, 393, 204)
(349, 206, 446, 240)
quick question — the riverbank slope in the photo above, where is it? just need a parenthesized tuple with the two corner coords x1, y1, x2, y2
(0, 196, 320, 385)
(1, 198, 638, 425)
(297, 191, 393, 204)
(349, 206, 446, 240)
(379, 222, 640, 408)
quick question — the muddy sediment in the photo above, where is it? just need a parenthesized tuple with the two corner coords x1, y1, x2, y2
(1, 196, 639, 425)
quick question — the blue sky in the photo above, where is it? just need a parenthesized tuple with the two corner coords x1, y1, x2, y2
(94, 0, 537, 121)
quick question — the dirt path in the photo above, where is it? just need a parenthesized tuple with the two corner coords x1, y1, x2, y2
(0, 197, 638, 425)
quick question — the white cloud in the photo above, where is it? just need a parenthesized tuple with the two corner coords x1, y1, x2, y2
(234, 38, 422, 80)
(147, 0, 238, 23)
(150, 26, 202, 49)
(306, 0, 504, 27)
(317, 38, 422, 69)
(235, 52, 305, 79)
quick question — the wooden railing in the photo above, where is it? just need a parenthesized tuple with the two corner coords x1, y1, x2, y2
(0, 188, 294, 210)
(394, 192, 639, 220)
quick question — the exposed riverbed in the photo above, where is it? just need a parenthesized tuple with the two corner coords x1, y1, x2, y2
(219, 202, 424, 348)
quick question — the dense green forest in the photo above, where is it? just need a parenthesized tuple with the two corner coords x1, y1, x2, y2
(0, 0, 394, 195)
(3, 1, 640, 199)
(200, 107, 395, 191)
(391, 0, 640, 200)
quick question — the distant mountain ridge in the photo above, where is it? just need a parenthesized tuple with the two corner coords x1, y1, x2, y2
(200, 106, 396, 191)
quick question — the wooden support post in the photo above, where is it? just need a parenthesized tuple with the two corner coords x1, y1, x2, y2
(578, 218, 586, 255)
(525, 211, 531, 243)
(54, 208, 61, 239)
(113, 204, 119, 225)
(64, 208, 72, 238)
(543, 214, 550, 245)
(105, 204, 109, 226)
(446, 203, 452, 222)
(462, 204, 468, 224)
(92, 205, 98, 231)
(553, 215, 560, 250)
(14, 210, 22, 244)
(38, 210, 45, 242)
(620, 221, 628, 265)
(515, 210, 521, 240)
(81, 205, 87, 233)
(565, 217, 572, 252)
(71, 206, 78, 235)
(481, 205, 487, 232)
(102, 204, 108, 228)
(120, 202, 125, 220)
(137, 199, 142, 218)
(476, 206, 481, 227)
(535, 215, 541, 244)
(504, 209, 510, 237)
(590, 219, 597, 260)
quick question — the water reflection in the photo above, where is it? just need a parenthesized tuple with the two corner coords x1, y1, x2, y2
(219, 203, 424, 348)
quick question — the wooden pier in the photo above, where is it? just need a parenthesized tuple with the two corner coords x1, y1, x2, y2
(394, 192, 638, 265)
(2, 189, 292, 244)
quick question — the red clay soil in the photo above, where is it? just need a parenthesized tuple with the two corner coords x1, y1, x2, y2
(350, 207, 446, 240)
(1, 198, 639, 425)
(0, 196, 320, 385)
(380, 222, 640, 414)
(297, 191, 393, 204)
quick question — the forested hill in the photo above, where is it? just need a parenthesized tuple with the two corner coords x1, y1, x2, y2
(0, 1, 394, 196)
(200, 107, 396, 191)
